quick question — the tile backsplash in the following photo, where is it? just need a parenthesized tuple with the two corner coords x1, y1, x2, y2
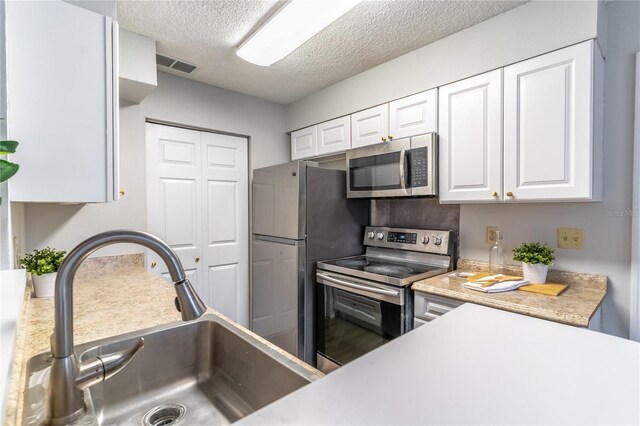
(370, 198, 460, 257)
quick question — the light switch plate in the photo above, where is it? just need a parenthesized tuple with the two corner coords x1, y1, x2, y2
(557, 228, 584, 249)
(486, 226, 499, 245)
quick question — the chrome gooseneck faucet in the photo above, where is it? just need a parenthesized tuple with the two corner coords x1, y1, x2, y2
(47, 230, 207, 425)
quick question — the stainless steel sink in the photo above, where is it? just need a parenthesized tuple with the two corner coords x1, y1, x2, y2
(23, 314, 323, 425)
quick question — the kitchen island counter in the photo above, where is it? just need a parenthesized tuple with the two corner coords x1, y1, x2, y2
(239, 303, 640, 425)
(412, 259, 607, 327)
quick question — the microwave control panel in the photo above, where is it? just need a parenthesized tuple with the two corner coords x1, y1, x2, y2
(409, 147, 429, 188)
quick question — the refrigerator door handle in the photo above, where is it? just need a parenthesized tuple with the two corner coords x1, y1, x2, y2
(253, 234, 305, 246)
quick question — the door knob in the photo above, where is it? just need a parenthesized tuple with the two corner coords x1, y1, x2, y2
(381, 137, 388, 142)
(150, 262, 157, 268)
(119, 189, 125, 196)
(388, 135, 393, 140)
(195, 257, 200, 263)
(491, 191, 498, 197)
(506, 191, 514, 197)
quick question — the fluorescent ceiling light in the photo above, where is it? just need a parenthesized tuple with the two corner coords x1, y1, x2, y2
(237, 0, 362, 67)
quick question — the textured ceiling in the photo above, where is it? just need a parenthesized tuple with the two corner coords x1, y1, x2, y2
(117, 0, 526, 105)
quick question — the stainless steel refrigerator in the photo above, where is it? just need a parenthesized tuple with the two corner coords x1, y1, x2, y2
(251, 161, 369, 365)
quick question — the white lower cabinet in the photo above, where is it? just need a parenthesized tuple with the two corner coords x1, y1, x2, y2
(439, 40, 602, 204)
(291, 125, 318, 160)
(351, 104, 390, 148)
(7, 1, 119, 203)
(438, 69, 503, 203)
(413, 292, 465, 328)
(389, 89, 438, 139)
(317, 116, 351, 156)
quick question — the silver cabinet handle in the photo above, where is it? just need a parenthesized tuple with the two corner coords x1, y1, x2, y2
(317, 273, 399, 297)
(399, 149, 406, 189)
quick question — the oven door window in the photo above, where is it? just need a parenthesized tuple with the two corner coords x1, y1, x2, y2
(349, 151, 404, 191)
(317, 285, 403, 366)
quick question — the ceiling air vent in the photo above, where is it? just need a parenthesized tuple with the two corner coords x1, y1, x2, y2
(155, 54, 197, 74)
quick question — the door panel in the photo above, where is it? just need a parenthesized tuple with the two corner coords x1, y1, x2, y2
(147, 124, 249, 327)
(251, 238, 301, 357)
(291, 125, 317, 160)
(504, 41, 593, 201)
(438, 69, 503, 203)
(146, 124, 202, 287)
(389, 89, 437, 139)
(161, 179, 198, 248)
(208, 264, 238, 320)
(207, 181, 237, 244)
(202, 132, 249, 326)
(351, 104, 389, 148)
(317, 116, 351, 155)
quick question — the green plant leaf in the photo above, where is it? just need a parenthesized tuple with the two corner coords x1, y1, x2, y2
(0, 140, 18, 154)
(0, 159, 19, 183)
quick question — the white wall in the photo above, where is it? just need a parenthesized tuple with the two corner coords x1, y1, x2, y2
(21, 71, 289, 257)
(286, 1, 598, 131)
(284, 0, 639, 338)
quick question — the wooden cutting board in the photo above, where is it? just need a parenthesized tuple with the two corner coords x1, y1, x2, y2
(518, 283, 569, 296)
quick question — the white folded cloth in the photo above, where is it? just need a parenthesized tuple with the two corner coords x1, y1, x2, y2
(462, 277, 531, 293)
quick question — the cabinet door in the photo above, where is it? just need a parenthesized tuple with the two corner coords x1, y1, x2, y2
(389, 89, 437, 139)
(504, 41, 594, 201)
(351, 104, 389, 148)
(7, 1, 118, 203)
(438, 70, 503, 203)
(317, 116, 351, 155)
(291, 125, 317, 160)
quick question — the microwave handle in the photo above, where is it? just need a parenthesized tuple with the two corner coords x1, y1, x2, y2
(399, 149, 406, 189)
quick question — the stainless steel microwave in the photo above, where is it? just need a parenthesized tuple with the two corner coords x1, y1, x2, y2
(346, 133, 438, 198)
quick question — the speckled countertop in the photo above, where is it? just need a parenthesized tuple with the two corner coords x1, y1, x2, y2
(412, 259, 607, 327)
(4, 254, 321, 426)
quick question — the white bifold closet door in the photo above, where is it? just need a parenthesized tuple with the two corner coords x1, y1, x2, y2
(146, 123, 249, 326)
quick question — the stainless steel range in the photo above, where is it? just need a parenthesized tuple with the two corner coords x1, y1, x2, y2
(315, 226, 454, 372)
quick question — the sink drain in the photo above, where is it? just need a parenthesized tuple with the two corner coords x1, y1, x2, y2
(142, 403, 187, 426)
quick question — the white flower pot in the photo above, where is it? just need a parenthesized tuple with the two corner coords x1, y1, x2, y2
(522, 263, 549, 284)
(32, 272, 56, 298)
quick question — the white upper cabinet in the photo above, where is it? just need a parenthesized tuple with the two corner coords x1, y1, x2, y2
(351, 104, 390, 148)
(389, 89, 438, 139)
(438, 40, 601, 204)
(503, 41, 600, 202)
(6, 1, 119, 203)
(291, 125, 318, 160)
(317, 116, 351, 156)
(438, 70, 504, 203)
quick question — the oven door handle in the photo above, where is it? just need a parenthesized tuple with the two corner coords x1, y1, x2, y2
(317, 273, 400, 298)
(399, 149, 407, 189)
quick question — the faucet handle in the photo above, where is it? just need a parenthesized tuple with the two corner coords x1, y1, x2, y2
(75, 338, 144, 390)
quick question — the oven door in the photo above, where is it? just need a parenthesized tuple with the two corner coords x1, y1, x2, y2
(316, 271, 409, 371)
(346, 138, 411, 198)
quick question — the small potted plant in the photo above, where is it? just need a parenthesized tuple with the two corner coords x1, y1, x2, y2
(512, 242, 555, 283)
(20, 247, 66, 297)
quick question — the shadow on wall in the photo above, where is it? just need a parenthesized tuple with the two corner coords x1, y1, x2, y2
(22, 203, 84, 250)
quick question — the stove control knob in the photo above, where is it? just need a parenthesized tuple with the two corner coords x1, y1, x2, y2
(421, 236, 430, 245)
(377, 232, 385, 240)
(367, 231, 376, 239)
(433, 236, 443, 246)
